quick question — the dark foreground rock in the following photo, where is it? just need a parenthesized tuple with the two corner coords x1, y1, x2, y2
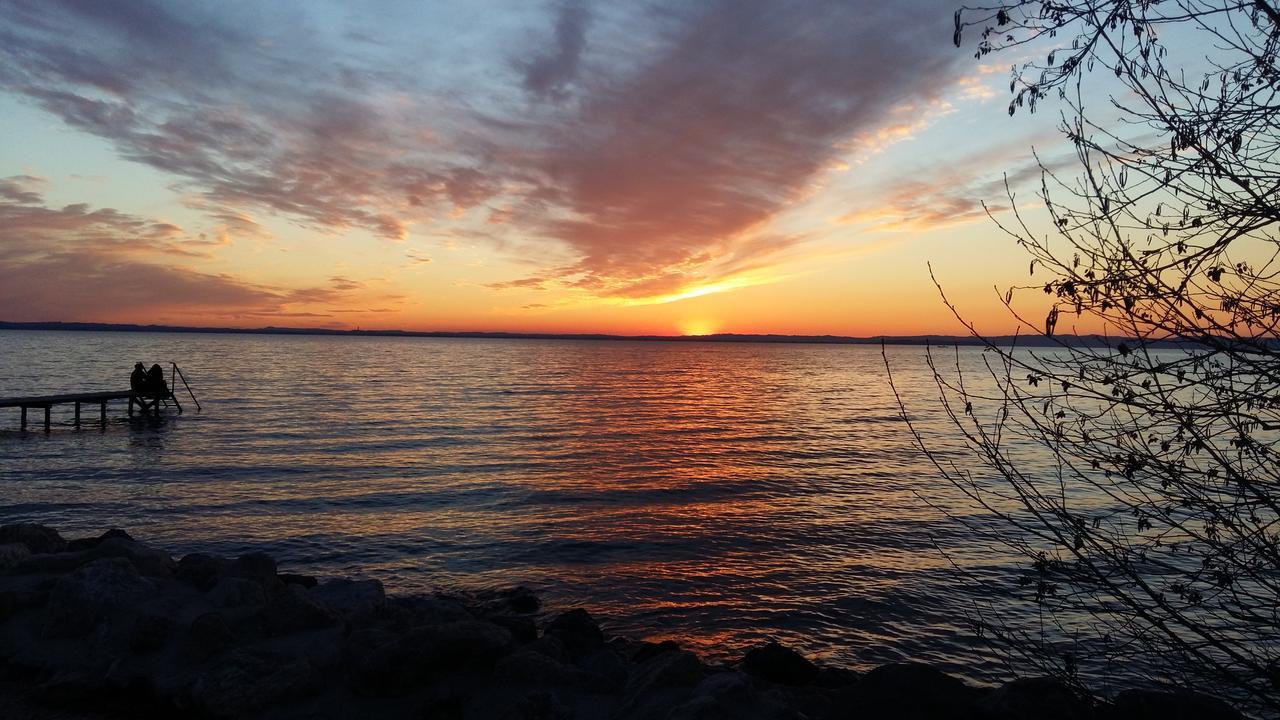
(0, 523, 1245, 720)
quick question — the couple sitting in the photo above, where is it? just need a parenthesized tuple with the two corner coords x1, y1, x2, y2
(130, 363, 169, 395)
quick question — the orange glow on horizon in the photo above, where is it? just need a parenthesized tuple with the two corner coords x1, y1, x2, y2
(678, 319, 720, 337)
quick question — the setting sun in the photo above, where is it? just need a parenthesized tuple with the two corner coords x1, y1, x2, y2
(679, 319, 719, 336)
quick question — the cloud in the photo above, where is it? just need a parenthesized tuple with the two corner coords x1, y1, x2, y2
(0, 179, 365, 322)
(0, 0, 495, 242)
(505, 0, 964, 298)
(520, 0, 590, 101)
(2, 0, 970, 307)
(0, 175, 46, 204)
(839, 142, 1074, 232)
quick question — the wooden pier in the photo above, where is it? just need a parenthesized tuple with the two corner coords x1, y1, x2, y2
(0, 390, 176, 432)
(0, 363, 200, 432)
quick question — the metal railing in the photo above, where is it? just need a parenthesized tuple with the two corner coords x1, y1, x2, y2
(170, 362, 201, 412)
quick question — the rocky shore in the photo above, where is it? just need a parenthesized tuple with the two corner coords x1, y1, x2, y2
(0, 523, 1243, 719)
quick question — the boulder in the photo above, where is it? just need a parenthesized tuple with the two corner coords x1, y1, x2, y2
(626, 648, 704, 695)
(207, 576, 268, 609)
(495, 648, 579, 685)
(129, 611, 174, 654)
(42, 557, 152, 638)
(89, 537, 175, 578)
(11, 550, 97, 576)
(228, 552, 282, 591)
(526, 634, 568, 663)
(579, 646, 630, 692)
(312, 578, 385, 618)
(279, 573, 317, 589)
(617, 649, 705, 720)
(486, 585, 541, 614)
(185, 650, 317, 717)
(0, 523, 66, 554)
(981, 677, 1093, 720)
(814, 666, 860, 689)
(741, 642, 819, 686)
(0, 543, 31, 571)
(395, 594, 475, 626)
(1105, 688, 1242, 720)
(488, 614, 538, 644)
(177, 553, 228, 591)
(65, 528, 135, 552)
(353, 619, 514, 695)
(256, 585, 337, 636)
(631, 639, 683, 663)
(544, 608, 604, 660)
(185, 612, 235, 662)
(0, 580, 50, 621)
(830, 663, 980, 720)
(668, 671, 800, 720)
(491, 690, 572, 720)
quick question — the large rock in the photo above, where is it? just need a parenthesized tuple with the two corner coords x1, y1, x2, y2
(614, 648, 706, 712)
(495, 648, 580, 685)
(279, 573, 318, 589)
(353, 620, 514, 695)
(0, 523, 66, 554)
(580, 646, 630, 691)
(177, 553, 228, 591)
(185, 650, 317, 717)
(312, 578, 385, 618)
(981, 677, 1093, 720)
(830, 663, 981, 720)
(0, 543, 31, 571)
(618, 648, 705, 720)
(630, 639, 683, 663)
(544, 608, 604, 660)
(228, 552, 282, 591)
(481, 585, 541, 615)
(1104, 688, 1242, 720)
(89, 536, 176, 578)
(207, 576, 268, 609)
(42, 557, 152, 638)
(741, 642, 819, 686)
(482, 690, 572, 720)
(65, 528, 135, 552)
(256, 584, 337, 636)
(668, 671, 800, 720)
(129, 611, 174, 654)
(185, 611, 236, 662)
(626, 649, 704, 695)
(488, 613, 538, 644)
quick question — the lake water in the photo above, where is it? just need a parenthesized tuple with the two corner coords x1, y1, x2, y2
(0, 330, 1027, 682)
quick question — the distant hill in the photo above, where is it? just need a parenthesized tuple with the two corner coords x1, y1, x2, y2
(0, 320, 1182, 347)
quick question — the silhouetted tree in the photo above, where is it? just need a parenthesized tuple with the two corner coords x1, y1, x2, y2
(894, 1, 1280, 713)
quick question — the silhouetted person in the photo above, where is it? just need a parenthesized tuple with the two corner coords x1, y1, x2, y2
(130, 362, 147, 392)
(146, 364, 167, 394)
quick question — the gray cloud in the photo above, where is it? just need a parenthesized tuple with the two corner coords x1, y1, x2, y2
(514, 0, 961, 296)
(521, 0, 591, 101)
(0, 179, 366, 322)
(2, 0, 967, 304)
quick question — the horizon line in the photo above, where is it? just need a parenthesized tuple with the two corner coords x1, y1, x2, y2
(0, 320, 1168, 347)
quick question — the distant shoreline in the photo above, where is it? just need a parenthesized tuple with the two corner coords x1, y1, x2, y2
(0, 320, 1173, 348)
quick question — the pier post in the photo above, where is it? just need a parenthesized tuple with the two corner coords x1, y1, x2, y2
(100, 402, 107, 428)
(128, 396, 134, 416)
(74, 402, 81, 429)
(43, 406, 51, 433)
(20, 406, 26, 431)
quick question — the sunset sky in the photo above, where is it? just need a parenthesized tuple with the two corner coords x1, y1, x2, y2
(0, 0, 1077, 336)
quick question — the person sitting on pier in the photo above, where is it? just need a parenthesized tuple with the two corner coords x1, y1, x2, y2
(130, 362, 147, 392)
(146, 364, 168, 395)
